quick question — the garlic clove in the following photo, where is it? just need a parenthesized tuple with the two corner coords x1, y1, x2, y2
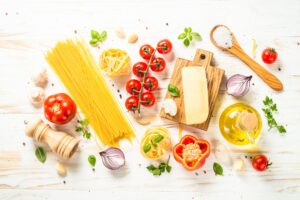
(115, 27, 126, 39)
(29, 87, 45, 108)
(213, 142, 233, 167)
(233, 158, 245, 172)
(127, 33, 138, 44)
(55, 162, 67, 176)
(162, 98, 177, 116)
(31, 68, 48, 88)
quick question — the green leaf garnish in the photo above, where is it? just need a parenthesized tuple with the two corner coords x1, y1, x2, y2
(88, 155, 96, 167)
(168, 84, 180, 97)
(76, 118, 92, 139)
(146, 156, 172, 176)
(143, 143, 151, 153)
(262, 96, 286, 135)
(90, 30, 107, 46)
(153, 134, 164, 144)
(213, 162, 223, 176)
(178, 27, 202, 47)
(35, 147, 46, 163)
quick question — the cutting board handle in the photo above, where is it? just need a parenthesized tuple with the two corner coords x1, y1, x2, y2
(193, 49, 213, 66)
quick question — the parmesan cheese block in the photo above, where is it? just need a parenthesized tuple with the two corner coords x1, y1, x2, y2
(181, 67, 209, 125)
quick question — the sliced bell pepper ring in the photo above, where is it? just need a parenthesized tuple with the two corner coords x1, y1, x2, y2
(173, 135, 210, 171)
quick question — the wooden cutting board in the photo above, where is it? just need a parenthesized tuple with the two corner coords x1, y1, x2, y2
(160, 49, 225, 131)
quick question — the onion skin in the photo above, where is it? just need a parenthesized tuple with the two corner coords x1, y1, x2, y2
(226, 74, 252, 97)
(99, 147, 125, 170)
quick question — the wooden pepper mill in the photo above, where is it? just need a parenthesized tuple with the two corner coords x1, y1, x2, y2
(25, 118, 80, 159)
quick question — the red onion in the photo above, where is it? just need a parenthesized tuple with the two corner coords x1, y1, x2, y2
(226, 74, 252, 97)
(99, 147, 125, 170)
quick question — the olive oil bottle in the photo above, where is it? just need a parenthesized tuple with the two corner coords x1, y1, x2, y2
(219, 103, 262, 146)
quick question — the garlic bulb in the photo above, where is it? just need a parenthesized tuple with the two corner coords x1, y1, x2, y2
(162, 98, 177, 116)
(29, 87, 45, 107)
(213, 142, 232, 167)
(31, 68, 48, 87)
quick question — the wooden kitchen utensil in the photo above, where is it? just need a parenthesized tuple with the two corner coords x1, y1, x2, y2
(160, 49, 225, 131)
(210, 24, 283, 91)
(25, 118, 80, 159)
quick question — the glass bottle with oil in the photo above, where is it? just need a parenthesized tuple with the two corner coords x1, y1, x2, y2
(219, 103, 262, 146)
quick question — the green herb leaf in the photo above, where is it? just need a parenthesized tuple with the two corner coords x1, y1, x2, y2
(83, 131, 91, 139)
(91, 30, 100, 39)
(166, 165, 172, 173)
(88, 155, 96, 167)
(168, 84, 180, 97)
(143, 143, 151, 153)
(213, 162, 223, 176)
(178, 33, 186, 39)
(99, 31, 107, 41)
(79, 118, 89, 126)
(191, 32, 202, 40)
(89, 38, 98, 46)
(178, 27, 201, 47)
(152, 169, 162, 176)
(35, 147, 46, 163)
(75, 126, 83, 132)
(153, 134, 164, 144)
(183, 38, 190, 46)
(146, 165, 156, 171)
(262, 96, 286, 135)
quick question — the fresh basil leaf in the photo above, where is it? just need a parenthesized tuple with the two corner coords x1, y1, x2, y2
(213, 162, 223, 176)
(191, 32, 202, 40)
(152, 169, 161, 176)
(166, 165, 172, 173)
(178, 33, 186, 39)
(188, 35, 193, 41)
(277, 125, 286, 133)
(153, 134, 164, 144)
(143, 143, 151, 153)
(183, 38, 190, 47)
(184, 27, 192, 33)
(88, 155, 96, 167)
(90, 38, 98, 46)
(99, 31, 107, 40)
(35, 147, 46, 163)
(146, 165, 156, 171)
(168, 84, 180, 97)
(91, 30, 100, 39)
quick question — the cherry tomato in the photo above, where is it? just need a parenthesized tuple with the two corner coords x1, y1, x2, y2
(252, 155, 272, 172)
(141, 92, 155, 107)
(150, 57, 166, 72)
(262, 48, 278, 64)
(144, 76, 158, 91)
(132, 62, 147, 77)
(126, 79, 142, 95)
(157, 39, 172, 54)
(125, 96, 139, 111)
(44, 93, 77, 124)
(139, 44, 155, 60)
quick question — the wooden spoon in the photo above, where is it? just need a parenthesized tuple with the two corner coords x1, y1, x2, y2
(210, 25, 283, 91)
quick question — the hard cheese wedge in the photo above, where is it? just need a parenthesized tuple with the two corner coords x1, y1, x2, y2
(182, 67, 209, 125)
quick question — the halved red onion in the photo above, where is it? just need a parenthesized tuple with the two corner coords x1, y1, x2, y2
(226, 74, 252, 97)
(99, 147, 125, 170)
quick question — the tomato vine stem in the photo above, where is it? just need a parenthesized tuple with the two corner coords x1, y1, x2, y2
(137, 48, 157, 114)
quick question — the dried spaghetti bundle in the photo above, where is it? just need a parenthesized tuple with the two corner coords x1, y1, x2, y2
(45, 39, 135, 147)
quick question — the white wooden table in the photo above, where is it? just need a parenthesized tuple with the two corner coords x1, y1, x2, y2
(1, 0, 300, 199)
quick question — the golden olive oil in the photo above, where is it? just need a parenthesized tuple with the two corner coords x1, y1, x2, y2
(219, 103, 262, 146)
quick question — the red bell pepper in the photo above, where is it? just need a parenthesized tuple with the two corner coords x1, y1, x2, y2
(173, 135, 210, 171)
